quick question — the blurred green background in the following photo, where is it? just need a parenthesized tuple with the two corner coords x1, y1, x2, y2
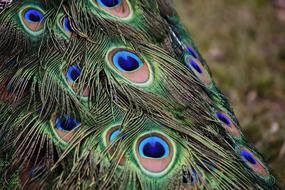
(174, 0, 285, 186)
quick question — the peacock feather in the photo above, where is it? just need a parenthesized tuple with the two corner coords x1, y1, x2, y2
(0, 0, 280, 189)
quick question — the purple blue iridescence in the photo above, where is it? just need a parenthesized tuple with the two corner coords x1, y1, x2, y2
(190, 60, 203, 74)
(98, 0, 121, 8)
(113, 50, 143, 72)
(216, 112, 231, 127)
(139, 136, 170, 159)
(187, 47, 198, 58)
(67, 65, 81, 83)
(63, 17, 72, 33)
(55, 115, 80, 131)
(25, 9, 44, 23)
(241, 150, 257, 165)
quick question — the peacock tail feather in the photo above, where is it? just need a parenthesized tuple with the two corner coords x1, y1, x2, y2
(0, 0, 280, 189)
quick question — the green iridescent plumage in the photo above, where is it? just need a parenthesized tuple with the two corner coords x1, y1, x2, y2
(0, 0, 280, 189)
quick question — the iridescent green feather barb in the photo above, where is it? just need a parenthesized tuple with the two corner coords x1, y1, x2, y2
(0, 0, 280, 189)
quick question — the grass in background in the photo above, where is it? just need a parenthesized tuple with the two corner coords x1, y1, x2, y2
(174, 0, 285, 186)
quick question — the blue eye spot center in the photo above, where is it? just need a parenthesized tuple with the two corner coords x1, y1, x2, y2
(67, 65, 81, 83)
(187, 47, 198, 59)
(189, 60, 203, 74)
(98, 0, 121, 8)
(25, 9, 44, 23)
(143, 142, 165, 158)
(216, 112, 231, 127)
(110, 129, 121, 142)
(113, 51, 143, 72)
(241, 151, 257, 165)
(55, 115, 80, 131)
(63, 17, 73, 33)
(118, 56, 139, 71)
(139, 137, 169, 159)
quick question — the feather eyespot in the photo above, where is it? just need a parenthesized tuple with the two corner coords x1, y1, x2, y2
(105, 126, 125, 165)
(67, 65, 81, 83)
(55, 115, 80, 131)
(216, 112, 231, 126)
(25, 9, 43, 23)
(98, 0, 121, 8)
(63, 17, 73, 33)
(186, 47, 198, 59)
(189, 59, 203, 74)
(56, 13, 75, 38)
(242, 151, 257, 165)
(93, 0, 131, 19)
(52, 114, 80, 142)
(108, 48, 151, 85)
(65, 65, 90, 97)
(185, 55, 211, 85)
(20, 6, 45, 35)
(239, 147, 269, 177)
(216, 112, 241, 138)
(110, 128, 121, 142)
(139, 137, 169, 159)
(135, 133, 174, 175)
(114, 51, 142, 72)
(59, 16, 73, 37)
(106, 125, 122, 145)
